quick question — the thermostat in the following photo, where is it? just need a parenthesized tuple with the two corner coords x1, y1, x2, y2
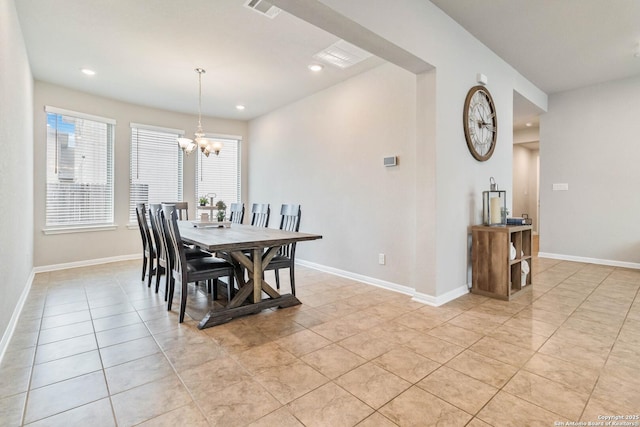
(383, 156, 397, 167)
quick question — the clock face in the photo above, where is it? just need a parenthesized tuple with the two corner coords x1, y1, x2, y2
(463, 85, 497, 161)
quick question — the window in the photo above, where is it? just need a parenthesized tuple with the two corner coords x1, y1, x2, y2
(45, 107, 115, 228)
(196, 136, 241, 207)
(129, 123, 184, 222)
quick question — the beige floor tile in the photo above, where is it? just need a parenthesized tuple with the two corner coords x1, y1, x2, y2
(111, 375, 192, 426)
(36, 321, 94, 345)
(25, 398, 115, 427)
(356, 412, 398, 426)
(0, 393, 26, 426)
(0, 365, 31, 398)
(446, 312, 503, 335)
(523, 353, 599, 395)
(401, 334, 465, 364)
(136, 402, 209, 427)
(89, 302, 136, 320)
(514, 306, 570, 326)
(95, 322, 150, 348)
(254, 359, 329, 404)
(417, 366, 498, 414)
(393, 311, 445, 332)
(247, 406, 304, 427)
(40, 310, 92, 330)
(446, 350, 518, 388)
(23, 371, 108, 424)
(199, 378, 281, 427)
(379, 386, 472, 427)
(426, 323, 483, 347)
(538, 336, 609, 370)
(275, 329, 332, 357)
(470, 336, 535, 367)
(104, 352, 175, 394)
(92, 311, 143, 332)
(503, 315, 559, 337)
(372, 347, 440, 383)
(179, 355, 252, 396)
(477, 391, 560, 426)
(7, 330, 38, 351)
(31, 350, 102, 389)
(42, 301, 89, 318)
(287, 382, 373, 427)
(34, 334, 97, 364)
(590, 362, 640, 412)
(235, 341, 298, 373)
(465, 418, 493, 427)
(301, 343, 366, 379)
(488, 325, 548, 351)
(336, 362, 411, 409)
(552, 325, 616, 351)
(607, 339, 640, 370)
(99, 336, 160, 368)
(338, 328, 402, 360)
(503, 370, 589, 419)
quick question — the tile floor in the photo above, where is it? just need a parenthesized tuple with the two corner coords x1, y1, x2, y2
(1, 258, 640, 426)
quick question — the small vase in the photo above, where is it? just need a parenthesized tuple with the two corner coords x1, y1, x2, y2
(509, 242, 516, 260)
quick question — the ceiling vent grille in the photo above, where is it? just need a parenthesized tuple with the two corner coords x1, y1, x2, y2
(313, 40, 373, 69)
(244, 0, 281, 18)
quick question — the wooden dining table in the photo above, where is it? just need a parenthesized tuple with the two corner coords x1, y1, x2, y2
(178, 222, 322, 328)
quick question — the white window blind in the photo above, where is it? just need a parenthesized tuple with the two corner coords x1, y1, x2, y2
(45, 107, 115, 227)
(129, 124, 184, 222)
(196, 137, 241, 208)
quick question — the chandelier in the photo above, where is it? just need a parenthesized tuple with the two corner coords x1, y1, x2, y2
(177, 68, 223, 157)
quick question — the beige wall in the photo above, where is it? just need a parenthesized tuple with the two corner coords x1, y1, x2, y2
(249, 63, 417, 288)
(33, 82, 248, 267)
(540, 75, 640, 265)
(513, 144, 539, 232)
(0, 0, 34, 347)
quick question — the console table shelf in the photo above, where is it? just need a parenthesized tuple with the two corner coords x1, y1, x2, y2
(471, 225, 533, 300)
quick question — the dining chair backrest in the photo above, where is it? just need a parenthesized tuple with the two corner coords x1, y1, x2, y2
(250, 203, 270, 227)
(278, 204, 301, 258)
(148, 204, 165, 263)
(162, 201, 188, 220)
(162, 204, 186, 277)
(135, 203, 154, 256)
(229, 203, 244, 224)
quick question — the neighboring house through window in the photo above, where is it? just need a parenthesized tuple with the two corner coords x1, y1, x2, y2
(45, 106, 115, 228)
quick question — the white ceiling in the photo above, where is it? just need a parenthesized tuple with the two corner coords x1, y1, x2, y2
(15, 0, 384, 120)
(16, 1, 640, 127)
(430, 0, 640, 131)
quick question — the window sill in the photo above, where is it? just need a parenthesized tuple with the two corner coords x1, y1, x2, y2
(42, 224, 118, 235)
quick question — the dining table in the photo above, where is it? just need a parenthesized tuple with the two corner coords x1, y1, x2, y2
(177, 221, 322, 328)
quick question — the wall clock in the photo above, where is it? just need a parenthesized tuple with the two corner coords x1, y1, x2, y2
(463, 85, 497, 161)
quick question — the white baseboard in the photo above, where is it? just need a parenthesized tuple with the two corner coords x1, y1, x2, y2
(296, 259, 414, 296)
(412, 285, 469, 307)
(33, 253, 140, 273)
(0, 270, 35, 365)
(538, 252, 640, 270)
(296, 259, 468, 306)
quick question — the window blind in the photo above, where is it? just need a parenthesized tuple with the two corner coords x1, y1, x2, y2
(196, 137, 241, 208)
(129, 124, 184, 222)
(45, 107, 115, 227)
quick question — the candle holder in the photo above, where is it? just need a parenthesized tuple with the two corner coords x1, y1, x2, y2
(483, 189, 506, 226)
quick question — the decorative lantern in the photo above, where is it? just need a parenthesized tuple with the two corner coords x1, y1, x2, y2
(482, 177, 506, 226)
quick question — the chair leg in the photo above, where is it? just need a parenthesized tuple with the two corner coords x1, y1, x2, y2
(212, 279, 218, 300)
(290, 264, 296, 296)
(167, 274, 175, 310)
(141, 253, 148, 280)
(274, 268, 280, 290)
(147, 256, 155, 288)
(155, 265, 163, 293)
(179, 278, 188, 323)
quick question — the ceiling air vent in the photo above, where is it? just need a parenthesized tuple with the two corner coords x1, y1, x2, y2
(244, 0, 281, 18)
(313, 40, 373, 69)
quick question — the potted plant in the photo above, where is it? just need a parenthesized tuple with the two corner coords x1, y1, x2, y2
(199, 196, 209, 207)
(215, 200, 227, 221)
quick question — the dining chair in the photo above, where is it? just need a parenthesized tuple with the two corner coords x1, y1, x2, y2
(250, 203, 270, 227)
(136, 203, 157, 288)
(162, 204, 235, 322)
(162, 201, 189, 220)
(264, 204, 301, 295)
(229, 202, 245, 224)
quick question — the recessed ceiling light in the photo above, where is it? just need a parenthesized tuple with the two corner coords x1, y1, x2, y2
(236, 105, 245, 111)
(81, 68, 96, 76)
(525, 122, 533, 127)
(308, 64, 323, 72)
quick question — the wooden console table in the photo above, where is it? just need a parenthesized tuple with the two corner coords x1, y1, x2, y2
(471, 225, 533, 300)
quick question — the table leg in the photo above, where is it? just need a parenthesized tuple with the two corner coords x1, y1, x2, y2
(252, 248, 262, 303)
